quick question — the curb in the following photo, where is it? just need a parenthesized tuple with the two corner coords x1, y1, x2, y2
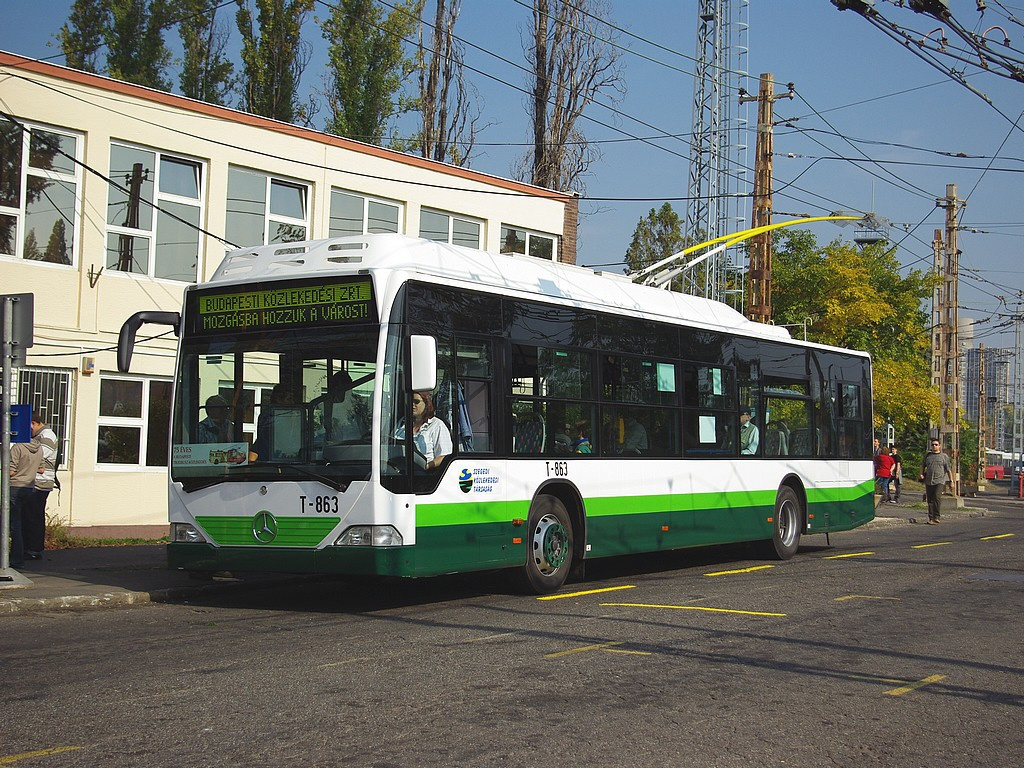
(0, 589, 158, 615)
(0, 575, 313, 616)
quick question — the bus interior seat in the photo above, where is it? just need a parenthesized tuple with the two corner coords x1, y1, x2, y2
(515, 413, 546, 454)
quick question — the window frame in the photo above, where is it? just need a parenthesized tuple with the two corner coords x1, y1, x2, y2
(500, 224, 558, 261)
(105, 141, 205, 281)
(96, 375, 173, 471)
(329, 188, 403, 237)
(419, 207, 482, 248)
(226, 165, 311, 249)
(0, 118, 82, 265)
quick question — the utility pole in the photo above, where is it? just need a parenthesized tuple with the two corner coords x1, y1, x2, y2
(1014, 296, 1024, 498)
(740, 73, 793, 324)
(936, 184, 964, 495)
(978, 343, 987, 491)
(117, 162, 146, 273)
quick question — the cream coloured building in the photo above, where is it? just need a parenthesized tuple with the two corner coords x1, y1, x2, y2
(1, 51, 577, 537)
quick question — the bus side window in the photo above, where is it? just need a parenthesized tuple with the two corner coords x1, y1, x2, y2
(456, 338, 493, 452)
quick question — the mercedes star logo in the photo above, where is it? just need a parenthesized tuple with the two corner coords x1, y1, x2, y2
(252, 510, 278, 544)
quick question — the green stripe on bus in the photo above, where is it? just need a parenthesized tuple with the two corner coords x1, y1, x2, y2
(807, 479, 875, 504)
(196, 516, 340, 546)
(416, 482, 871, 528)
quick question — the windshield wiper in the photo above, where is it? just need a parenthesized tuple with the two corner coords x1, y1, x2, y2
(272, 463, 351, 491)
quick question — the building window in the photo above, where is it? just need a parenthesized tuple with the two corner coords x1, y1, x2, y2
(105, 143, 203, 281)
(97, 377, 172, 467)
(17, 367, 73, 468)
(501, 225, 556, 261)
(226, 166, 309, 248)
(419, 208, 481, 248)
(329, 189, 402, 237)
(0, 118, 80, 264)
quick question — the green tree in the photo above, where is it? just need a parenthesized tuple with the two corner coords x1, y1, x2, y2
(771, 229, 938, 435)
(236, 0, 315, 123)
(179, 0, 235, 105)
(106, 0, 172, 90)
(57, 0, 109, 73)
(23, 229, 42, 261)
(320, 0, 419, 144)
(43, 219, 70, 264)
(624, 202, 687, 278)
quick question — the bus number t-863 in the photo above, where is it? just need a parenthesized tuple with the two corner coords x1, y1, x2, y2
(300, 495, 340, 514)
(545, 461, 568, 478)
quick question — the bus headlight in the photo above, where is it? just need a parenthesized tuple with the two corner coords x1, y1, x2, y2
(171, 523, 208, 544)
(336, 525, 403, 547)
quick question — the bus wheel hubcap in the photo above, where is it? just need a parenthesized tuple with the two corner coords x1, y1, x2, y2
(533, 514, 568, 574)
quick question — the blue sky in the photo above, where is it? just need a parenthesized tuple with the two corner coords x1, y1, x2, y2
(2, 0, 1022, 348)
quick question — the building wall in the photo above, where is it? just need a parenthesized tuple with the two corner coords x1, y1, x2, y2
(1, 52, 574, 536)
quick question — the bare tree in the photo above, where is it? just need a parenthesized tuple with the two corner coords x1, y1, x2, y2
(520, 0, 623, 192)
(413, 0, 479, 166)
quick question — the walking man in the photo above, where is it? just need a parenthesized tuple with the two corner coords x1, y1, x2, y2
(919, 438, 953, 524)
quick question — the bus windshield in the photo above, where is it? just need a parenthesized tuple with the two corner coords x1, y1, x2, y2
(171, 325, 378, 491)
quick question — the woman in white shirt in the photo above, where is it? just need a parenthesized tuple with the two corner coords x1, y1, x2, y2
(396, 390, 452, 470)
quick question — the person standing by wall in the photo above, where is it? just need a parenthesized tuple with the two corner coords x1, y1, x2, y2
(25, 417, 57, 560)
(919, 438, 953, 524)
(7, 437, 43, 569)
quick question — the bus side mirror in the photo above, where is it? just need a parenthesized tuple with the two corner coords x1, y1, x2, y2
(117, 311, 180, 372)
(409, 334, 437, 392)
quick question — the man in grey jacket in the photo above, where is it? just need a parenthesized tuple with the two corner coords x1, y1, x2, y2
(7, 437, 42, 568)
(26, 417, 57, 559)
(919, 438, 953, 525)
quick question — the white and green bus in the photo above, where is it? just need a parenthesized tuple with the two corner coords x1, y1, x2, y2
(118, 234, 874, 594)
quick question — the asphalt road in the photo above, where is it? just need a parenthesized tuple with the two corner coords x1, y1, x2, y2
(3, 493, 1023, 767)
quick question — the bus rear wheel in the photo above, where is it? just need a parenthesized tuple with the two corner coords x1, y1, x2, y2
(760, 486, 802, 560)
(520, 495, 574, 595)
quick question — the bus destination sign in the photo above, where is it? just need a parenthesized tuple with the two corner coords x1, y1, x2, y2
(190, 279, 375, 334)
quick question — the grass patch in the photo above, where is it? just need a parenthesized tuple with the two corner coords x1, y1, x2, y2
(45, 514, 169, 549)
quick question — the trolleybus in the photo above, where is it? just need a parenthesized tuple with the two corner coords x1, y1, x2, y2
(118, 234, 875, 593)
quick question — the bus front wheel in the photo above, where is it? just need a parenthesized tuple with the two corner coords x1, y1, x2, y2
(520, 495, 573, 595)
(760, 486, 802, 560)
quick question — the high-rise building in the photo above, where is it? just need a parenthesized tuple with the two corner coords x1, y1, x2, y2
(963, 347, 1013, 452)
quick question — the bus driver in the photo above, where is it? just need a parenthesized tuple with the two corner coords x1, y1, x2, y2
(395, 390, 452, 470)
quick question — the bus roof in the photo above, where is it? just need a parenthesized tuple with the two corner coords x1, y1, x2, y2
(210, 234, 856, 352)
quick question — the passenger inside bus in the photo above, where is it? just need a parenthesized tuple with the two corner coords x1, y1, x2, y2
(197, 395, 233, 443)
(739, 408, 759, 455)
(250, 383, 300, 461)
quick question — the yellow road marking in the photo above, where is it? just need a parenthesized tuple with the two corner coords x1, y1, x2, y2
(0, 747, 83, 765)
(467, 632, 519, 643)
(545, 641, 652, 659)
(537, 585, 637, 601)
(981, 533, 1015, 540)
(884, 674, 946, 696)
(601, 602, 785, 617)
(834, 595, 901, 602)
(545, 641, 623, 658)
(911, 542, 952, 549)
(848, 673, 947, 696)
(704, 565, 775, 577)
(824, 552, 875, 559)
(849, 674, 906, 684)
